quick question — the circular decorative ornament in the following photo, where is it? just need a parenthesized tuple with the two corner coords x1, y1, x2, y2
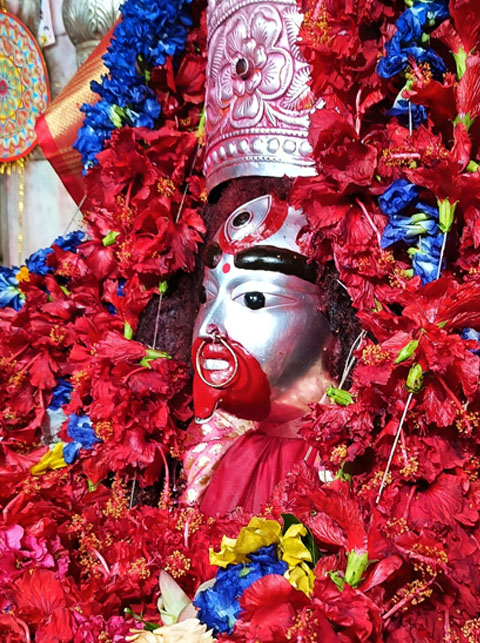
(0, 11, 49, 163)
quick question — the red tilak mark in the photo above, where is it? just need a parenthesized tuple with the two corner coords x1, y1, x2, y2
(222, 263, 231, 274)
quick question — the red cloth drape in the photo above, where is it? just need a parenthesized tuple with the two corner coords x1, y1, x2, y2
(200, 432, 315, 516)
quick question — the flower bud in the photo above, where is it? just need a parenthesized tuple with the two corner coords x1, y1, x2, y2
(326, 387, 353, 406)
(395, 339, 418, 364)
(406, 363, 423, 392)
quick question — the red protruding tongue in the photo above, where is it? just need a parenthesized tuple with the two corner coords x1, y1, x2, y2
(192, 337, 270, 422)
(193, 381, 223, 421)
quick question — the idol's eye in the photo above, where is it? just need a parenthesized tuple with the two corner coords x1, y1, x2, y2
(243, 291, 265, 310)
(232, 288, 296, 309)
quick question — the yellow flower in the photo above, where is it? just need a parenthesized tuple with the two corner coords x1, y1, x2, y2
(209, 517, 282, 567)
(126, 619, 215, 643)
(284, 561, 315, 596)
(280, 524, 312, 567)
(16, 266, 30, 283)
(279, 524, 314, 596)
(210, 516, 316, 596)
(31, 442, 67, 476)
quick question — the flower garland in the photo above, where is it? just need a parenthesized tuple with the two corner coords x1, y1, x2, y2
(2, 0, 480, 641)
(74, 0, 193, 170)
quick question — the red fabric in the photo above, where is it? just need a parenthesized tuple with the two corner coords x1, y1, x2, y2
(35, 24, 117, 207)
(200, 432, 314, 516)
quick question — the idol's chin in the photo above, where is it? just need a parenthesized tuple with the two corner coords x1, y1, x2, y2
(192, 375, 271, 422)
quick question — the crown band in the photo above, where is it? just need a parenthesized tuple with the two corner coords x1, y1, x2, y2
(204, 0, 318, 192)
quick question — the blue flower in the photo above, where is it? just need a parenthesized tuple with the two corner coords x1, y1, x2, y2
(379, 181, 445, 283)
(407, 45, 446, 78)
(75, 0, 192, 168)
(377, 38, 409, 78)
(26, 247, 54, 276)
(387, 99, 428, 128)
(25, 232, 85, 276)
(410, 229, 444, 283)
(378, 179, 419, 217)
(395, 9, 424, 43)
(0, 267, 24, 310)
(461, 329, 480, 355)
(74, 101, 117, 169)
(415, 201, 439, 220)
(380, 191, 440, 248)
(49, 379, 73, 411)
(381, 213, 438, 248)
(194, 545, 287, 634)
(377, 1, 449, 79)
(54, 231, 85, 252)
(63, 414, 100, 464)
(409, 0, 449, 26)
(460, 328, 480, 355)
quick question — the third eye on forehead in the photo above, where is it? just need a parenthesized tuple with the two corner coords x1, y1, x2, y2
(203, 243, 317, 284)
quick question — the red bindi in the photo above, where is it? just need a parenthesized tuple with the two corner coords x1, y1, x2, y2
(222, 263, 231, 274)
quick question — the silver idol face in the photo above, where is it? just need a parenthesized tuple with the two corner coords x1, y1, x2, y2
(192, 195, 334, 423)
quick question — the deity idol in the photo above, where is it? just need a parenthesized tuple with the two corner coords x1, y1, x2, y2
(181, 0, 359, 514)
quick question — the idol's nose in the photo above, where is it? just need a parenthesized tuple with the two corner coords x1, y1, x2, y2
(206, 323, 220, 336)
(196, 300, 226, 340)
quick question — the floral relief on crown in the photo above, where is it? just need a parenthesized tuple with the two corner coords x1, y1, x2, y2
(204, 0, 319, 193)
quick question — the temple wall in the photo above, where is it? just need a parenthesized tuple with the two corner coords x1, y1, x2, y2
(0, 0, 79, 266)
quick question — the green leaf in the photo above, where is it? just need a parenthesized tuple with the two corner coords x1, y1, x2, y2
(335, 466, 352, 484)
(123, 321, 133, 340)
(110, 105, 126, 129)
(139, 357, 152, 369)
(326, 387, 353, 406)
(328, 570, 345, 591)
(159, 280, 168, 294)
(344, 550, 369, 587)
(467, 160, 479, 173)
(281, 513, 301, 535)
(124, 608, 160, 631)
(145, 348, 171, 360)
(406, 362, 423, 392)
(196, 107, 206, 144)
(453, 46, 467, 79)
(140, 349, 172, 368)
(87, 478, 101, 492)
(454, 111, 475, 132)
(102, 230, 120, 247)
(394, 339, 419, 364)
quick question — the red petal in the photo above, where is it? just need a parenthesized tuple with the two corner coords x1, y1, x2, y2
(457, 54, 480, 121)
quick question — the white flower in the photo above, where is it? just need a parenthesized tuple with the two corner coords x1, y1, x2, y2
(126, 619, 215, 643)
(157, 570, 193, 625)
